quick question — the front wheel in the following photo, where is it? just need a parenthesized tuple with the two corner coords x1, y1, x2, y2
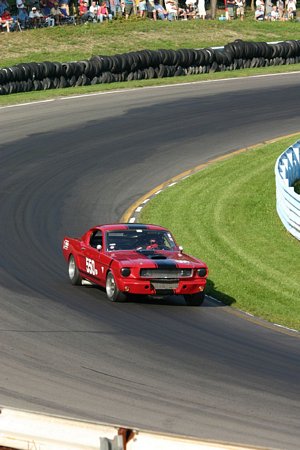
(68, 255, 82, 285)
(184, 291, 205, 306)
(106, 271, 127, 302)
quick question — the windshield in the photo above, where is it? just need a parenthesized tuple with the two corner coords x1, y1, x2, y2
(106, 229, 177, 252)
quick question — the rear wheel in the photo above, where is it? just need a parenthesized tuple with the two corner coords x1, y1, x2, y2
(106, 271, 126, 302)
(68, 255, 82, 286)
(184, 291, 205, 306)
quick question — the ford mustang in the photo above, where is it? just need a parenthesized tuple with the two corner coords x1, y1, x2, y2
(62, 223, 208, 305)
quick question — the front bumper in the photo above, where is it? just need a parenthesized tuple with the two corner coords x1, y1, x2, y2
(117, 278, 206, 296)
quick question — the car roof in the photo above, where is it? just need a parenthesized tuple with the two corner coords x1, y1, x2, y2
(92, 223, 169, 232)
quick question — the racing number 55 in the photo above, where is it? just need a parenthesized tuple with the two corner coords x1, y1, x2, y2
(86, 257, 98, 276)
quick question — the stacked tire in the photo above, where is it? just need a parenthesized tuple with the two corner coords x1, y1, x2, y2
(1, 39, 300, 96)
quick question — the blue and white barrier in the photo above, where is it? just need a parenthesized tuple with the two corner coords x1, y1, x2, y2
(275, 140, 300, 241)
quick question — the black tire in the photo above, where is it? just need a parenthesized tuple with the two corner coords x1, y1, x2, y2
(106, 271, 126, 302)
(184, 291, 205, 306)
(68, 255, 82, 286)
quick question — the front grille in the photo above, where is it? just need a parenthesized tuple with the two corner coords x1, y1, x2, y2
(151, 280, 178, 290)
(140, 268, 192, 279)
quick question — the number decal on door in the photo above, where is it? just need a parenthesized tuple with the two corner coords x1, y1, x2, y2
(86, 258, 98, 276)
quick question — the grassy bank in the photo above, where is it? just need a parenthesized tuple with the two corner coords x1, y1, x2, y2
(140, 135, 300, 331)
(1, 18, 300, 67)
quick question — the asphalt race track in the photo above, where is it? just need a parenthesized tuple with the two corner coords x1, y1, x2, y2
(1, 73, 300, 449)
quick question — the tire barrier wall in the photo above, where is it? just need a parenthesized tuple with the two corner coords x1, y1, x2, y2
(0, 407, 262, 450)
(275, 140, 300, 241)
(1, 39, 300, 95)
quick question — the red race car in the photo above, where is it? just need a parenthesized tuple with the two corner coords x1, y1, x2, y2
(62, 223, 208, 305)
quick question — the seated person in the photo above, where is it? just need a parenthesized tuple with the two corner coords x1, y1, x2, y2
(255, 5, 264, 19)
(89, 0, 99, 20)
(153, 0, 167, 19)
(50, 2, 65, 23)
(146, 239, 159, 250)
(1, 8, 14, 30)
(270, 5, 279, 19)
(29, 5, 43, 26)
(185, 0, 196, 18)
(165, 0, 186, 20)
(78, 0, 92, 21)
(97, 1, 113, 21)
(59, 0, 70, 15)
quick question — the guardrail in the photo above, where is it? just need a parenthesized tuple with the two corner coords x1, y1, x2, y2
(275, 140, 300, 240)
(0, 407, 262, 450)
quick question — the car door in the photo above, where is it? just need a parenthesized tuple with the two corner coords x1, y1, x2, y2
(83, 230, 105, 285)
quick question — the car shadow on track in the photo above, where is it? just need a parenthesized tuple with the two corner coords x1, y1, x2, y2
(205, 279, 236, 307)
(86, 278, 235, 307)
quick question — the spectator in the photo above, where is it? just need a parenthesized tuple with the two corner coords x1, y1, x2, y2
(29, 5, 43, 26)
(1, 8, 13, 31)
(124, 0, 134, 18)
(270, 4, 279, 19)
(153, 0, 167, 19)
(16, 0, 24, 9)
(137, 0, 147, 17)
(0, 0, 8, 15)
(47, 0, 56, 8)
(185, 0, 197, 18)
(197, 0, 206, 18)
(78, 0, 92, 21)
(40, 0, 51, 14)
(265, 0, 273, 18)
(60, 0, 70, 15)
(97, 0, 112, 21)
(255, 0, 264, 8)
(286, 0, 296, 18)
(165, 0, 187, 20)
(109, 0, 122, 17)
(255, 4, 264, 19)
(276, 0, 284, 19)
(147, 0, 157, 20)
(235, 0, 245, 20)
(17, 3, 29, 27)
(89, 0, 98, 20)
(50, 2, 65, 23)
(225, 0, 235, 19)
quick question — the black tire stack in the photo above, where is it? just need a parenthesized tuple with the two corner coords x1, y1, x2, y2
(1, 39, 300, 96)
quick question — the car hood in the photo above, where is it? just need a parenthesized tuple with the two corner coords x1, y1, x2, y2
(108, 249, 206, 268)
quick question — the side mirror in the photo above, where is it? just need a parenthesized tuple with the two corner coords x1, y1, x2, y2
(96, 244, 102, 251)
(178, 246, 183, 254)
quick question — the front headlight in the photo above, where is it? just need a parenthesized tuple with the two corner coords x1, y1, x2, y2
(121, 268, 131, 277)
(197, 268, 207, 277)
(180, 269, 192, 277)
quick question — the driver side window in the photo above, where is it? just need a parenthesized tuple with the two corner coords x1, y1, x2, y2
(90, 231, 103, 249)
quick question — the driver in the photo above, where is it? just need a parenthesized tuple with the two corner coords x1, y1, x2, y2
(146, 239, 158, 250)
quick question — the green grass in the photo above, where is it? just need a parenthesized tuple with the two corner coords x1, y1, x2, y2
(1, 18, 300, 67)
(140, 135, 300, 331)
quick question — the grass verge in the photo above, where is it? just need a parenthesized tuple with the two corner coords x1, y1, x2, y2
(140, 135, 300, 331)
